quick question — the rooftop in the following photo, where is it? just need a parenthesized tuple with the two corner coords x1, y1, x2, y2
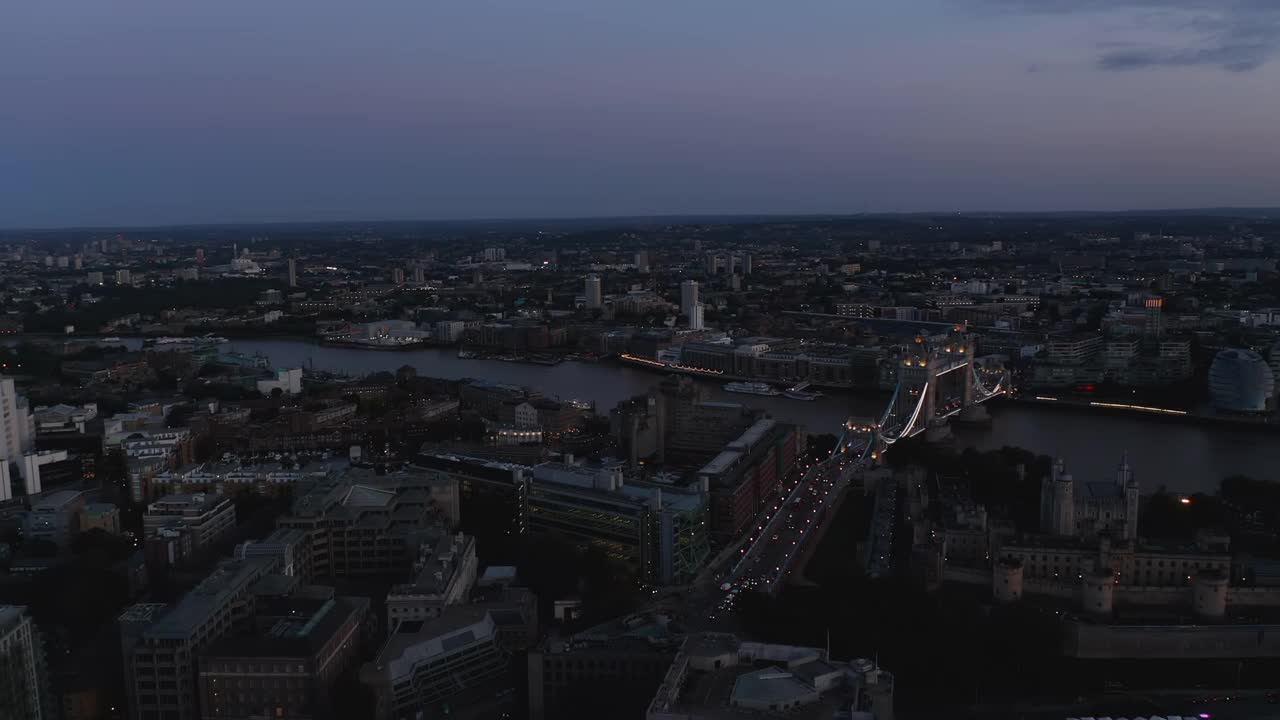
(203, 596, 368, 659)
(139, 558, 275, 640)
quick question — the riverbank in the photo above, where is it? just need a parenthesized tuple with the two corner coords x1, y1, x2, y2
(1010, 394, 1279, 433)
(7, 334, 1277, 492)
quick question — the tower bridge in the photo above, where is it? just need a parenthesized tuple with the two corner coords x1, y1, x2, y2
(836, 326, 1008, 462)
(723, 327, 1008, 596)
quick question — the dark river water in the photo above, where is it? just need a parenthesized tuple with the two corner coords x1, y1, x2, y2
(207, 339, 1280, 495)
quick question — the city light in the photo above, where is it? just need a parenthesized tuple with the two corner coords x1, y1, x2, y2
(1089, 401, 1187, 416)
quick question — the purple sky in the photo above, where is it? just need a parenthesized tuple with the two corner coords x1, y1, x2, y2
(2, 0, 1279, 227)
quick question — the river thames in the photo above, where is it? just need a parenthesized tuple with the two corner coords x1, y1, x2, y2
(195, 338, 1280, 495)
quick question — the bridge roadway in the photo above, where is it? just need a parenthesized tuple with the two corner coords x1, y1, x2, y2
(720, 436, 866, 597)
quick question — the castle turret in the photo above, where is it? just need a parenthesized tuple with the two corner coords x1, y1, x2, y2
(1051, 469, 1075, 537)
(1121, 453, 1140, 541)
(994, 559, 1023, 604)
(1081, 568, 1114, 616)
(1192, 570, 1228, 620)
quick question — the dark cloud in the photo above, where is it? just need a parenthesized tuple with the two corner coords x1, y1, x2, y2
(979, 0, 1280, 72)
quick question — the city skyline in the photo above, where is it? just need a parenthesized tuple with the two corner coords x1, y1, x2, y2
(3, 0, 1280, 227)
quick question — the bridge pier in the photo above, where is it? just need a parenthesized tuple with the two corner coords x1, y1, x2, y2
(923, 418, 952, 443)
(955, 403, 991, 426)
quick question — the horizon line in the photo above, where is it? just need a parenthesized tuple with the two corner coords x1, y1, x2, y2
(2, 205, 1278, 234)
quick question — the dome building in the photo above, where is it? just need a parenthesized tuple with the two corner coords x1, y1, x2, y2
(1209, 349, 1275, 415)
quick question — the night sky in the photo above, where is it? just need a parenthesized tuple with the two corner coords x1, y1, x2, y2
(3, 1, 1279, 227)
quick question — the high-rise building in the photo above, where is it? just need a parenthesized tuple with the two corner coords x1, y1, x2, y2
(412, 265, 425, 284)
(115, 269, 132, 286)
(1144, 296, 1164, 339)
(680, 280, 699, 315)
(392, 267, 405, 285)
(1, 377, 35, 501)
(741, 252, 752, 275)
(0, 606, 49, 720)
(287, 257, 297, 287)
(483, 247, 506, 262)
(688, 303, 705, 331)
(584, 275, 603, 310)
(634, 250, 649, 273)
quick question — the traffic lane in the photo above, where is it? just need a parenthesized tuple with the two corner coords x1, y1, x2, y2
(735, 465, 841, 588)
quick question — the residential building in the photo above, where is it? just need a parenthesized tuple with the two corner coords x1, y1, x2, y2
(1, 376, 35, 501)
(688, 303, 705, 331)
(679, 280, 698, 315)
(584, 275, 602, 310)
(433, 320, 465, 344)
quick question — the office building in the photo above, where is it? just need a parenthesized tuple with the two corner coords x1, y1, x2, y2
(363, 591, 537, 720)
(411, 453, 530, 543)
(529, 612, 681, 720)
(235, 527, 312, 579)
(81, 503, 121, 534)
(0, 606, 50, 720)
(386, 532, 479, 625)
(610, 376, 762, 467)
(18, 449, 76, 496)
(697, 420, 803, 545)
(680, 280, 699, 315)
(197, 595, 372, 720)
(527, 461, 710, 584)
(277, 471, 460, 580)
(584, 275, 603, 310)
(256, 367, 304, 396)
(1209, 348, 1275, 414)
(646, 634, 894, 720)
(120, 558, 278, 720)
(144, 493, 237, 549)
(24, 489, 86, 547)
